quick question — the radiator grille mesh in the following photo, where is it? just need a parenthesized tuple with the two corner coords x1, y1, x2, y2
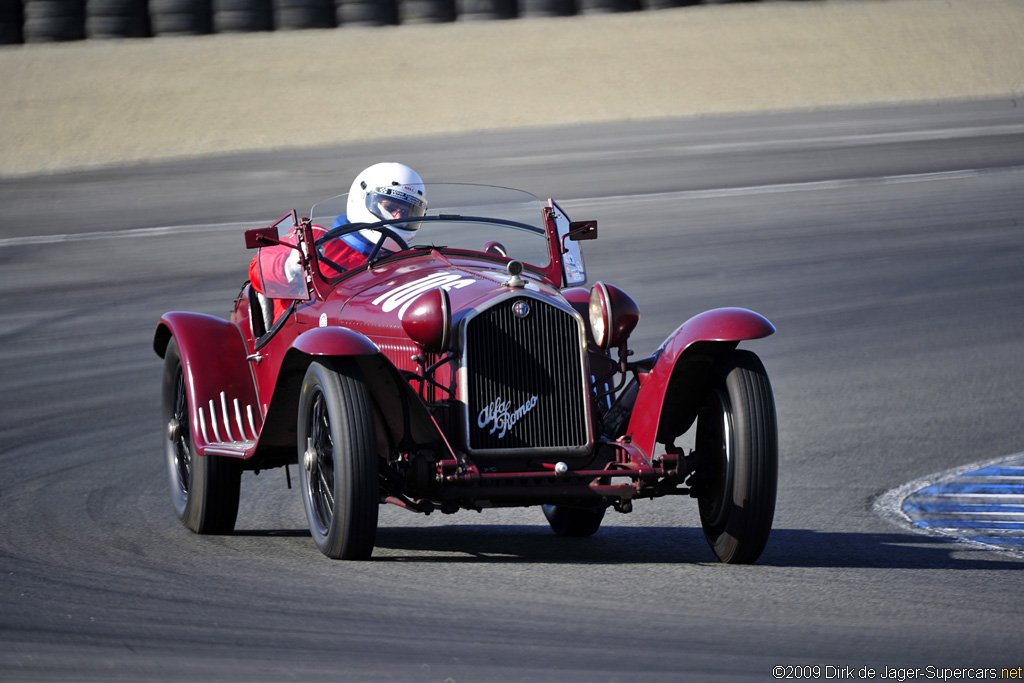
(465, 297, 589, 452)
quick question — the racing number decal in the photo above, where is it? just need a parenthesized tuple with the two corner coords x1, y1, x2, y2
(372, 272, 475, 318)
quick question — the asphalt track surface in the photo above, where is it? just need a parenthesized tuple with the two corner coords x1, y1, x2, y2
(2, 99, 1024, 681)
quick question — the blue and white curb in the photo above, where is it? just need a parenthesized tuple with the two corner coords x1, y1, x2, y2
(874, 452, 1024, 559)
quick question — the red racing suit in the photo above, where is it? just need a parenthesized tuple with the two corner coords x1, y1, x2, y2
(248, 223, 367, 322)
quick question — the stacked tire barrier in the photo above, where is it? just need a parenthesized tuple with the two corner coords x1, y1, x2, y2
(148, 0, 210, 35)
(519, 0, 571, 17)
(335, 0, 395, 26)
(643, 0, 699, 9)
(456, 0, 514, 21)
(276, 0, 333, 29)
(214, 0, 272, 31)
(577, 0, 641, 13)
(399, 0, 453, 23)
(3, 0, 756, 43)
(23, 0, 86, 41)
(86, 0, 150, 37)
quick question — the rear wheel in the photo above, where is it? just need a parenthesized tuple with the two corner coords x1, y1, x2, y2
(695, 350, 777, 564)
(161, 338, 241, 534)
(297, 361, 379, 559)
(542, 504, 605, 537)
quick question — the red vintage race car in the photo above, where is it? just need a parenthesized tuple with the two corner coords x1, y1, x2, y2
(154, 183, 778, 563)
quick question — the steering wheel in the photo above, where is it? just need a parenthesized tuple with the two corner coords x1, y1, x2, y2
(314, 222, 412, 273)
(364, 225, 411, 263)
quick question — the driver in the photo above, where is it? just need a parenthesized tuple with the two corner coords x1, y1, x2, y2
(331, 162, 428, 255)
(249, 162, 427, 322)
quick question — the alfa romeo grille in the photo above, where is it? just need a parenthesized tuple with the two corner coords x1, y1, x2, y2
(464, 296, 590, 454)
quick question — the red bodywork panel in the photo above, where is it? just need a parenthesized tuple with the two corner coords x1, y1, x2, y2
(325, 251, 565, 374)
(626, 307, 775, 457)
(154, 311, 261, 457)
(156, 249, 569, 466)
(290, 326, 380, 356)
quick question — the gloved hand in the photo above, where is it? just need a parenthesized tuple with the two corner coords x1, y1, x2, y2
(284, 250, 303, 283)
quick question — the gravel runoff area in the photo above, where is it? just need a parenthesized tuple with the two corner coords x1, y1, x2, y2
(1, 0, 1022, 177)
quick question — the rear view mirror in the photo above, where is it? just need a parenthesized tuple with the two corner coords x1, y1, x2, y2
(245, 226, 280, 250)
(568, 220, 597, 241)
(245, 211, 299, 249)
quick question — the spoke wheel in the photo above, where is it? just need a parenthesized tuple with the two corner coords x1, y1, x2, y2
(695, 350, 777, 564)
(161, 338, 241, 534)
(171, 361, 192, 504)
(297, 361, 379, 559)
(305, 390, 336, 536)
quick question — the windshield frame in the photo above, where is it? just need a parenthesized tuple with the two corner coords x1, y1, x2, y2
(307, 183, 563, 285)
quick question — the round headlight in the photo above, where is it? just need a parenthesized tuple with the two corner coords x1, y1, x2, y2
(589, 283, 610, 348)
(401, 287, 452, 354)
(588, 281, 640, 350)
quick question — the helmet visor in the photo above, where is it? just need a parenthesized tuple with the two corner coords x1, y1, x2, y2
(365, 186, 427, 222)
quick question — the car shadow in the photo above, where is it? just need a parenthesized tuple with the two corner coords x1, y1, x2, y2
(233, 524, 1021, 568)
(234, 528, 309, 538)
(365, 525, 1023, 569)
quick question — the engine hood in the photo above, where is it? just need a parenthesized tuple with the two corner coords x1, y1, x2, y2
(333, 252, 569, 332)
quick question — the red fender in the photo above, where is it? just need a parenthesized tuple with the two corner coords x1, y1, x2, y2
(254, 326, 380, 457)
(625, 307, 774, 457)
(289, 326, 380, 357)
(154, 312, 260, 455)
(256, 326, 453, 466)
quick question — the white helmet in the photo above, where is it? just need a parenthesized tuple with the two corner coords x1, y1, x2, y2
(346, 162, 427, 245)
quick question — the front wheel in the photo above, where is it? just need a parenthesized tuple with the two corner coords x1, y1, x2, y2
(297, 361, 379, 559)
(694, 350, 777, 564)
(161, 338, 241, 534)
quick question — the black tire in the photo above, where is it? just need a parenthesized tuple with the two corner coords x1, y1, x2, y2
(519, 0, 572, 17)
(398, 0, 453, 22)
(23, 0, 85, 41)
(695, 349, 777, 564)
(24, 0, 81, 19)
(577, 0, 638, 13)
(275, 6, 332, 27)
(212, 0, 271, 30)
(151, 11, 212, 34)
(641, 0, 694, 8)
(161, 339, 242, 535)
(150, 0, 212, 34)
(455, 0, 515, 20)
(214, 9, 271, 30)
(87, 15, 148, 37)
(86, 0, 150, 39)
(0, 0, 25, 44)
(274, 0, 334, 29)
(542, 504, 605, 537)
(335, 0, 396, 26)
(297, 361, 379, 560)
